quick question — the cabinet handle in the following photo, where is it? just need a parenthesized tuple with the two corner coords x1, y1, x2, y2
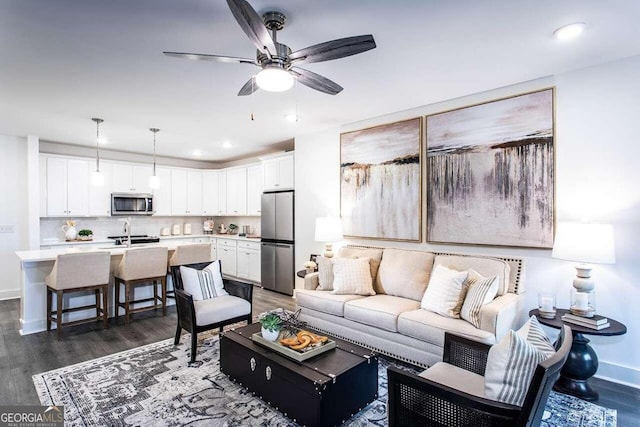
(274, 183, 279, 187)
(265, 366, 272, 381)
(250, 357, 256, 372)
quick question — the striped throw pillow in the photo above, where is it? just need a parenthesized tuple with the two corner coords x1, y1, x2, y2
(179, 260, 228, 301)
(460, 269, 499, 328)
(316, 256, 334, 290)
(331, 257, 375, 296)
(485, 316, 555, 406)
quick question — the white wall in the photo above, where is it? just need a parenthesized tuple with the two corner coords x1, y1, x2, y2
(293, 54, 640, 387)
(0, 135, 29, 300)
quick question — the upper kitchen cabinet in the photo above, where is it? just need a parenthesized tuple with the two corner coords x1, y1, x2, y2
(218, 170, 228, 216)
(226, 167, 247, 215)
(171, 169, 202, 215)
(262, 153, 294, 191)
(112, 163, 153, 194)
(46, 156, 90, 216)
(246, 164, 263, 216)
(202, 170, 220, 216)
(152, 167, 172, 216)
(88, 161, 113, 216)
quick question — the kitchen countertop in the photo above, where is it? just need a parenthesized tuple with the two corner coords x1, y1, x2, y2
(40, 233, 261, 247)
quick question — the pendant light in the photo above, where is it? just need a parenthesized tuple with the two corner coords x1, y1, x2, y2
(149, 128, 160, 189)
(91, 118, 105, 187)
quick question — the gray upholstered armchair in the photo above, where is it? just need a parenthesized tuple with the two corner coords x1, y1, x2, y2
(387, 326, 572, 427)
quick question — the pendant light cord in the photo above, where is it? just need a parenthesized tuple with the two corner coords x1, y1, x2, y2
(150, 128, 159, 176)
(92, 118, 104, 172)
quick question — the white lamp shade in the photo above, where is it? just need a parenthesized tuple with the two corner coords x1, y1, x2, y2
(315, 217, 343, 242)
(552, 222, 616, 264)
(255, 67, 294, 92)
(149, 174, 160, 189)
(91, 170, 105, 187)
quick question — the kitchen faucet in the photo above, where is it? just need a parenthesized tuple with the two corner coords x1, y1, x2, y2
(120, 217, 132, 248)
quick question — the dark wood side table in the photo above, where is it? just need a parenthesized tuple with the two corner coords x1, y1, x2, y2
(529, 308, 627, 401)
(296, 269, 316, 279)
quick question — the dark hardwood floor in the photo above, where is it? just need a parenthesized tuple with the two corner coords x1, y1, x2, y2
(1, 288, 638, 425)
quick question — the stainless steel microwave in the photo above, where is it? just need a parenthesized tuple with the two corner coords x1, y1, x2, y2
(111, 193, 154, 216)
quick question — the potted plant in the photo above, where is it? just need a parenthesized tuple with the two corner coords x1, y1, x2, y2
(260, 312, 282, 342)
(77, 229, 93, 241)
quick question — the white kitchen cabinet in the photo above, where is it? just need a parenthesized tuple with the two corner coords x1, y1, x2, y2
(246, 164, 262, 216)
(46, 157, 90, 216)
(217, 239, 237, 277)
(202, 170, 219, 216)
(171, 169, 202, 215)
(39, 155, 47, 217)
(88, 161, 113, 216)
(112, 163, 153, 193)
(226, 167, 247, 215)
(237, 240, 261, 282)
(218, 170, 228, 215)
(152, 167, 172, 216)
(262, 153, 294, 191)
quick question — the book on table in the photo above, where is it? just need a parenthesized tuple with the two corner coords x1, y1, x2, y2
(561, 315, 611, 330)
(563, 313, 609, 325)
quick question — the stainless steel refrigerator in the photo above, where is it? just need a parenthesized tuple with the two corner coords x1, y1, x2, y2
(261, 190, 295, 295)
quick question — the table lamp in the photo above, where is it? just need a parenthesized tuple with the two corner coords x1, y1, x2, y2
(551, 222, 615, 317)
(315, 217, 343, 258)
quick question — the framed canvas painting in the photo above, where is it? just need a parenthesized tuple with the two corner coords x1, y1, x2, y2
(340, 117, 422, 241)
(426, 88, 554, 248)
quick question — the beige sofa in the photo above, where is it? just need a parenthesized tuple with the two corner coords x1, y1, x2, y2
(296, 246, 525, 368)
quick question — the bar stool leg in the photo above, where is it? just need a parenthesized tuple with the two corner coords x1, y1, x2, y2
(114, 279, 120, 319)
(153, 280, 159, 310)
(46, 287, 52, 331)
(102, 284, 109, 330)
(94, 289, 100, 321)
(56, 291, 63, 339)
(125, 282, 131, 325)
(162, 277, 167, 317)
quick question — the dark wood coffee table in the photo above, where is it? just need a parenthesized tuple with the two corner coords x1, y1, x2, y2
(220, 322, 378, 427)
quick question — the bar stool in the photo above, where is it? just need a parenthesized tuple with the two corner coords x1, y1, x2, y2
(45, 251, 111, 339)
(166, 243, 213, 298)
(114, 246, 169, 325)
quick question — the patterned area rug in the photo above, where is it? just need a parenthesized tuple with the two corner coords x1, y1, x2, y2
(33, 333, 617, 426)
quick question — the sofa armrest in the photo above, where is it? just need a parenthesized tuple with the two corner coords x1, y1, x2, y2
(304, 272, 319, 290)
(479, 293, 523, 341)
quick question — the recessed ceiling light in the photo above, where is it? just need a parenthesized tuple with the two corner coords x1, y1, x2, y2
(285, 114, 298, 122)
(554, 22, 586, 41)
(192, 150, 202, 157)
(222, 141, 232, 149)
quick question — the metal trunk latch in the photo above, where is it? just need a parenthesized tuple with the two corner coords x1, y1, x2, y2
(250, 357, 256, 372)
(266, 366, 272, 381)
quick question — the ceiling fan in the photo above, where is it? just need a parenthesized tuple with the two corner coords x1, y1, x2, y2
(163, 0, 376, 96)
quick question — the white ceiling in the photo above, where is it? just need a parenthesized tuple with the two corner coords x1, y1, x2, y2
(1, 0, 639, 161)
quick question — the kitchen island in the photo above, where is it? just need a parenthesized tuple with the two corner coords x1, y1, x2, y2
(15, 235, 260, 336)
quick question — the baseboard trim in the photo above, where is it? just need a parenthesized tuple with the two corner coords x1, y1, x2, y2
(0, 289, 20, 301)
(595, 360, 640, 389)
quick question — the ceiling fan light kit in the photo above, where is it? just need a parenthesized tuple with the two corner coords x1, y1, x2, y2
(163, 0, 376, 96)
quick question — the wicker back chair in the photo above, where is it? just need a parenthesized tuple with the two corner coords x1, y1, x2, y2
(170, 262, 253, 363)
(388, 325, 572, 427)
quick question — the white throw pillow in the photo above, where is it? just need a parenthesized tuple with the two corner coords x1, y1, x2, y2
(484, 316, 555, 406)
(331, 257, 375, 296)
(179, 260, 228, 301)
(420, 265, 469, 318)
(316, 256, 334, 290)
(460, 269, 499, 328)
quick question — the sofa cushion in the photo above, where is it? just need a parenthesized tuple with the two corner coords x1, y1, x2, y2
(296, 289, 366, 317)
(375, 248, 435, 301)
(332, 257, 376, 295)
(397, 309, 496, 347)
(193, 295, 250, 326)
(344, 295, 420, 332)
(339, 246, 384, 281)
(420, 264, 469, 318)
(433, 254, 511, 296)
(316, 256, 335, 290)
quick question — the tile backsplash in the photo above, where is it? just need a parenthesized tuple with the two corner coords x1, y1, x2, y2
(41, 216, 261, 242)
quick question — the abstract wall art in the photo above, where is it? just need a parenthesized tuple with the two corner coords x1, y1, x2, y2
(340, 117, 422, 241)
(426, 88, 555, 248)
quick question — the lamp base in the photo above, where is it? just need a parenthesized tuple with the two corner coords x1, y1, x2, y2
(569, 306, 595, 318)
(323, 243, 334, 258)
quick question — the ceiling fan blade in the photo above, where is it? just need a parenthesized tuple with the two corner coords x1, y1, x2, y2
(163, 51, 257, 65)
(238, 77, 259, 96)
(226, 0, 277, 57)
(290, 67, 343, 95)
(289, 35, 376, 64)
